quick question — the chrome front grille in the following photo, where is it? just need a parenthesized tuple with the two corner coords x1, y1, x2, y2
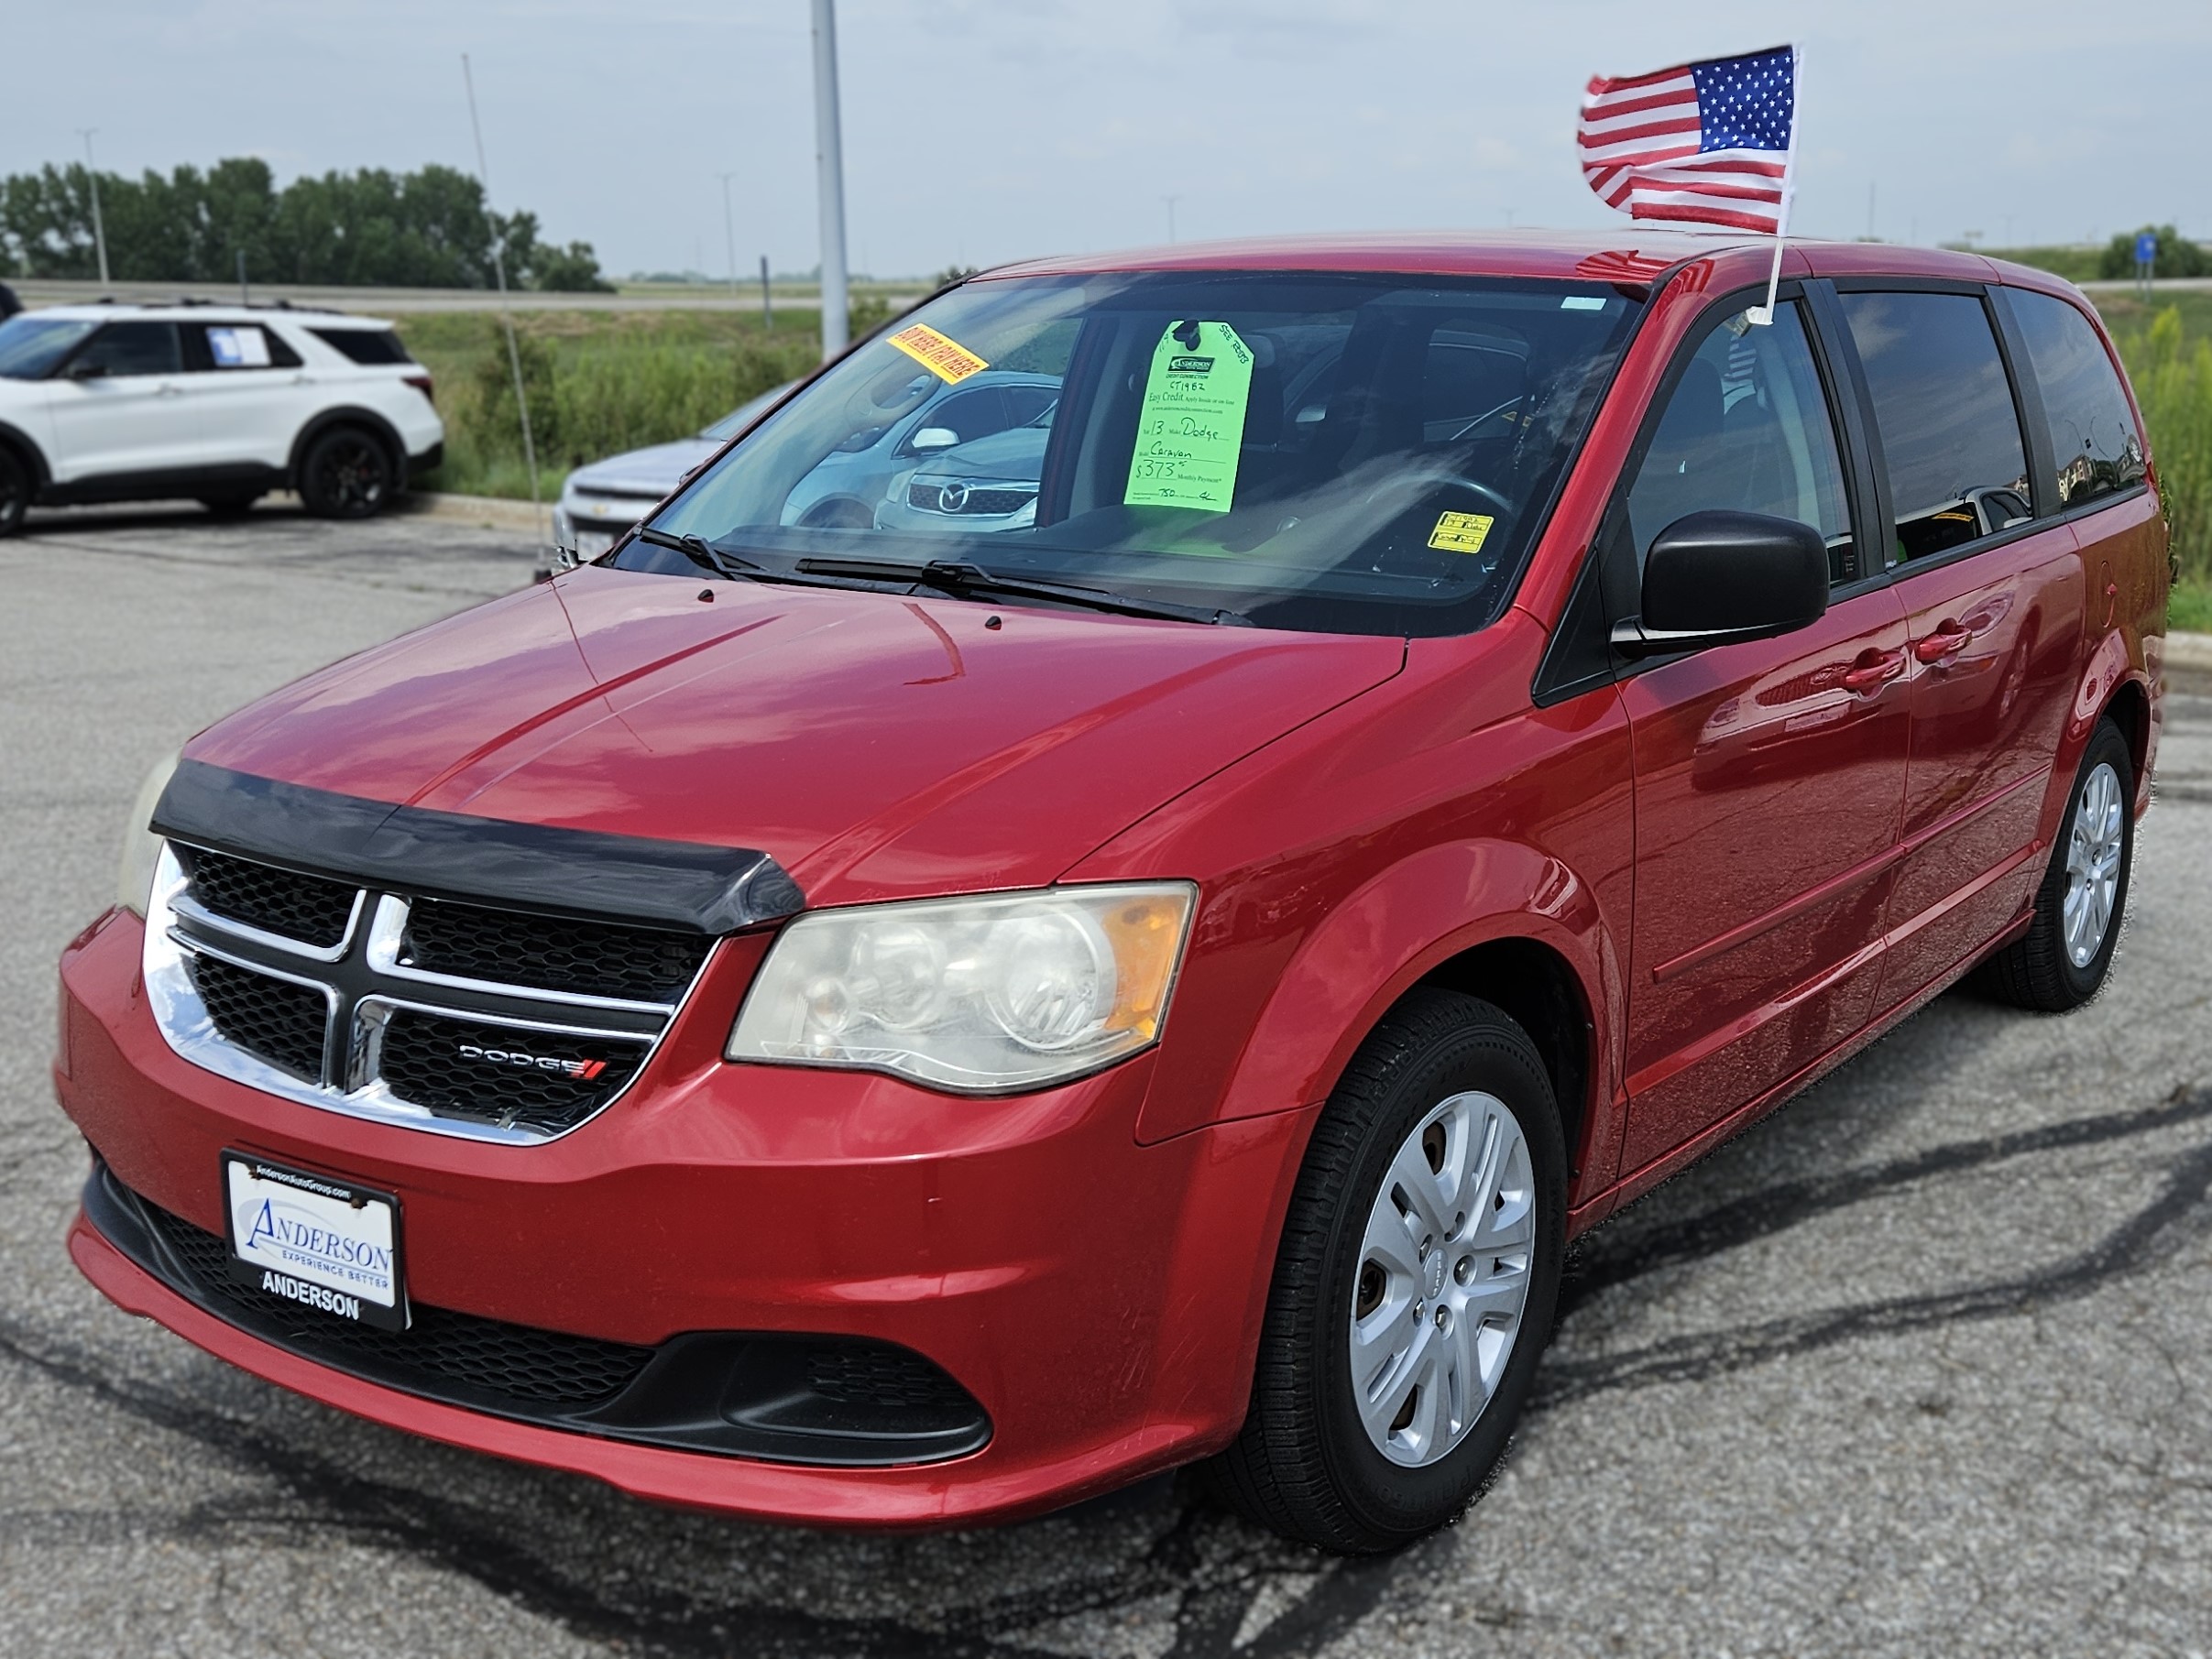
(143, 843, 712, 1143)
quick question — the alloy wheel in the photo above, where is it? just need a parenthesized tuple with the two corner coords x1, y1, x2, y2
(1347, 1089, 1535, 1468)
(313, 438, 387, 513)
(2064, 760, 2125, 967)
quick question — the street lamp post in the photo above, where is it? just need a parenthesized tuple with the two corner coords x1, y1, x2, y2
(811, 0, 849, 360)
(77, 128, 110, 286)
(718, 171, 740, 303)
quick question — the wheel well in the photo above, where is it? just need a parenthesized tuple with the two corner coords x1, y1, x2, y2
(1418, 938, 1593, 1171)
(2104, 678, 2150, 784)
(289, 409, 405, 483)
(0, 422, 50, 489)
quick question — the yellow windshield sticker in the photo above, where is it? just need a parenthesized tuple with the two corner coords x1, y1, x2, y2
(1429, 511, 1495, 554)
(887, 322, 990, 384)
(1124, 321, 1254, 514)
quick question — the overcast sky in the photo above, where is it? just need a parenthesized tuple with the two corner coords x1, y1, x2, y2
(7, 0, 2207, 279)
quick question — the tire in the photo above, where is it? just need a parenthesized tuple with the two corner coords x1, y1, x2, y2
(796, 495, 875, 529)
(198, 489, 263, 518)
(298, 428, 394, 519)
(0, 447, 27, 538)
(1203, 987, 1566, 1554)
(1976, 716, 2135, 1011)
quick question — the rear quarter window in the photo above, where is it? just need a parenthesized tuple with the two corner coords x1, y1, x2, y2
(309, 327, 414, 366)
(2006, 289, 2147, 508)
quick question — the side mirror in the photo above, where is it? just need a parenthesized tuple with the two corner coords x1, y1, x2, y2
(65, 359, 110, 380)
(1610, 509, 1830, 659)
(910, 426, 959, 453)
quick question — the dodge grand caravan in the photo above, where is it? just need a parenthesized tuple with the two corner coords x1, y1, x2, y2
(56, 232, 2168, 1553)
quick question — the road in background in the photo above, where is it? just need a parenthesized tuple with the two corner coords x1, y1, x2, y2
(7, 278, 924, 315)
(2, 505, 2208, 1658)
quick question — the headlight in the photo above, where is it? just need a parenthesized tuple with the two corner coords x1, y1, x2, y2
(727, 884, 1196, 1093)
(115, 749, 181, 917)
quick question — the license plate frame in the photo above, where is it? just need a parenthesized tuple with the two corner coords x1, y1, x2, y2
(221, 1152, 410, 1332)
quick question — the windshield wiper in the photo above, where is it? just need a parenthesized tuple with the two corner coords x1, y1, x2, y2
(793, 556, 1252, 627)
(633, 525, 774, 583)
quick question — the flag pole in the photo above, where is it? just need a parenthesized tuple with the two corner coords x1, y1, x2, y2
(1747, 43, 1800, 327)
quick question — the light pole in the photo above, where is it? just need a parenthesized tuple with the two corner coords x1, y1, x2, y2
(718, 171, 740, 303)
(811, 0, 849, 360)
(77, 128, 110, 286)
(461, 53, 546, 546)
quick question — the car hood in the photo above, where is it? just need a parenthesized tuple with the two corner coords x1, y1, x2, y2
(919, 425, 1047, 482)
(565, 437, 719, 497)
(186, 568, 1406, 909)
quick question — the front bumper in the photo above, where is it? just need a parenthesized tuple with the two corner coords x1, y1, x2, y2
(56, 909, 1315, 1526)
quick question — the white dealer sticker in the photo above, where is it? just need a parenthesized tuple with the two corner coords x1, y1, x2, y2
(224, 1156, 407, 1330)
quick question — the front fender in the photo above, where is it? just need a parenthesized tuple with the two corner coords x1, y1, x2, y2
(1138, 838, 1626, 1188)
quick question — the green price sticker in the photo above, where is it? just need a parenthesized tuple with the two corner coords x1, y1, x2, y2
(1123, 321, 1254, 514)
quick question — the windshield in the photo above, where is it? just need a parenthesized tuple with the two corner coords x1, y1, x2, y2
(701, 382, 795, 442)
(619, 272, 1642, 636)
(0, 315, 98, 380)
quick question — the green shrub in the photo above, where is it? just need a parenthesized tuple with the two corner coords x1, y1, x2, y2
(2114, 307, 2212, 586)
(412, 312, 817, 498)
(2097, 224, 2207, 281)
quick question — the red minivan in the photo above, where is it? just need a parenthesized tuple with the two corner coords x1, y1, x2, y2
(57, 232, 2168, 1553)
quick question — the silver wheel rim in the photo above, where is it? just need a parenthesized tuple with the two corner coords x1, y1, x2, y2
(2063, 760, 2125, 969)
(1347, 1090, 1535, 1468)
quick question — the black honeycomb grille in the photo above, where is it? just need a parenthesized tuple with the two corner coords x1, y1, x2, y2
(137, 1192, 652, 1408)
(808, 1344, 972, 1408)
(376, 1009, 644, 1134)
(187, 955, 329, 1083)
(400, 898, 711, 1003)
(183, 848, 357, 948)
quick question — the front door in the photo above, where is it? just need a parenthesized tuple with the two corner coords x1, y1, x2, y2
(44, 321, 192, 485)
(1615, 296, 1911, 1175)
(1834, 288, 2088, 1003)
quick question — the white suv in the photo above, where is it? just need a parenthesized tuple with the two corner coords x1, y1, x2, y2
(0, 303, 444, 534)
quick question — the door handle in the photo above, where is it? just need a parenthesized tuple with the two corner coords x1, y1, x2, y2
(1913, 621, 1971, 663)
(155, 382, 185, 397)
(1839, 649, 1906, 693)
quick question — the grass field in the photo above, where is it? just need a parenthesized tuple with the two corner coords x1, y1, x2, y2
(399, 290, 2212, 628)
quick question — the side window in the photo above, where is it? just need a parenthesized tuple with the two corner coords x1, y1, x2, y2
(192, 324, 303, 372)
(71, 322, 182, 377)
(907, 386, 1008, 450)
(308, 327, 413, 366)
(1839, 291, 2032, 562)
(1624, 300, 1857, 584)
(2007, 289, 2146, 508)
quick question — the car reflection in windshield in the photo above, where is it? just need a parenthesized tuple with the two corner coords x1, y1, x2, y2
(876, 406, 1055, 535)
(783, 371, 1059, 530)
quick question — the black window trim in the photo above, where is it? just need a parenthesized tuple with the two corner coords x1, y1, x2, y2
(1533, 279, 1877, 705)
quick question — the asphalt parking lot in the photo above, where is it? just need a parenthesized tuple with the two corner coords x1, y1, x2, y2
(4, 499, 2209, 1658)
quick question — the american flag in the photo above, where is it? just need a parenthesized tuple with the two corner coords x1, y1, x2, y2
(1579, 46, 1797, 234)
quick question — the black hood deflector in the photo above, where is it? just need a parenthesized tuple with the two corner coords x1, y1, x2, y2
(152, 759, 804, 934)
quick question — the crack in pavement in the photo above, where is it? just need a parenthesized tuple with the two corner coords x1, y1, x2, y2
(1542, 1085, 2212, 1406)
(0, 1314, 1392, 1659)
(5, 1082, 2204, 1656)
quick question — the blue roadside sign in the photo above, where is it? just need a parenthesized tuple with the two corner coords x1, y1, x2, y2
(2136, 230, 2159, 265)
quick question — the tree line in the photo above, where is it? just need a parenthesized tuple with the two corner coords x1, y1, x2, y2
(2099, 224, 2207, 281)
(0, 157, 612, 291)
